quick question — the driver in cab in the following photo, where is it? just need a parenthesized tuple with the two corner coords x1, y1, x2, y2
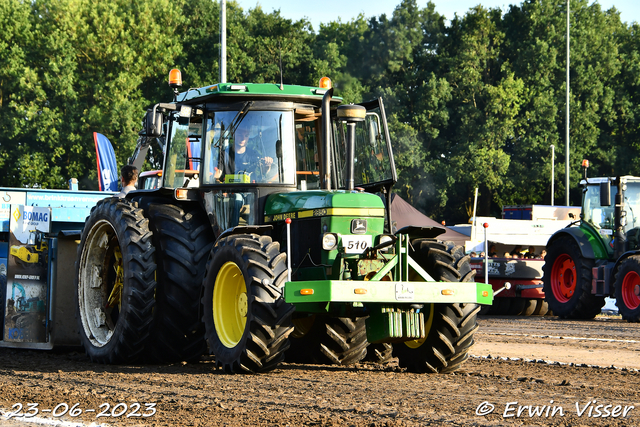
(217, 124, 273, 182)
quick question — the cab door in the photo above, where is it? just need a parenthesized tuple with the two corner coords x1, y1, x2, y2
(331, 98, 397, 192)
(162, 109, 190, 188)
(162, 105, 204, 189)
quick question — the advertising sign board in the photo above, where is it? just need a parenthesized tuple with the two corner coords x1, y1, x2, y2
(4, 205, 51, 343)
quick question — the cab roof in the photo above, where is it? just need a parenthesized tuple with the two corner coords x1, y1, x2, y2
(581, 176, 640, 185)
(176, 82, 342, 105)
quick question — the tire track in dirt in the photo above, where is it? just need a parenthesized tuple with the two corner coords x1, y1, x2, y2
(0, 315, 637, 426)
(473, 315, 640, 370)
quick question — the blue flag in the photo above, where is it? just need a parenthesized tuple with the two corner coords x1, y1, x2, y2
(93, 132, 119, 192)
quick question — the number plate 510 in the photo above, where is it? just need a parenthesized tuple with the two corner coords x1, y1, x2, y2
(341, 235, 372, 254)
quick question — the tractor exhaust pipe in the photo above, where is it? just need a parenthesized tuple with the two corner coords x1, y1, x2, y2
(614, 177, 627, 259)
(337, 104, 366, 191)
(322, 88, 334, 190)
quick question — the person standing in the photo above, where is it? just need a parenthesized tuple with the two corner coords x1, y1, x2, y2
(117, 165, 139, 198)
(488, 244, 498, 257)
(524, 246, 537, 258)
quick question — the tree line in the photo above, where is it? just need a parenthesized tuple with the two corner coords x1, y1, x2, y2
(1, 0, 638, 224)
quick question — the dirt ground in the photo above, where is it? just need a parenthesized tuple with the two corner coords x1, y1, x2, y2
(0, 314, 638, 427)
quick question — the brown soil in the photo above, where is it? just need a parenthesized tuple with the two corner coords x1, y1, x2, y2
(0, 314, 638, 426)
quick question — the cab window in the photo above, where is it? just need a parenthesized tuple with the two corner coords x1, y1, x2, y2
(295, 120, 321, 190)
(203, 110, 295, 185)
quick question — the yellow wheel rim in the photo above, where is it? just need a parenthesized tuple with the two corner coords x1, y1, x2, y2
(213, 262, 248, 348)
(291, 315, 316, 338)
(404, 303, 434, 349)
(106, 245, 123, 310)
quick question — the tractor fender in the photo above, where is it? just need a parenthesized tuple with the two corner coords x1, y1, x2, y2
(610, 249, 640, 277)
(547, 227, 599, 260)
(128, 187, 199, 203)
(129, 191, 202, 217)
(215, 225, 274, 244)
(394, 225, 445, 240)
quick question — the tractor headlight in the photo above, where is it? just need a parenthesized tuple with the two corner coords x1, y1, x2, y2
(377, 234, 395, 252)
(322, 233, 338, 251)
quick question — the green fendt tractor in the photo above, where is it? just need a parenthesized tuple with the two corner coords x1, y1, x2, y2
(75, 72, 493, 373)
(543, 161, 640, 322)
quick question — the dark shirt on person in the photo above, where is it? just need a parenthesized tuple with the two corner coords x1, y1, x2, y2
(232, 148, 259, 173)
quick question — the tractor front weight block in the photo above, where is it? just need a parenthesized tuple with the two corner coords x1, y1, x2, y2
(365, 306, 426, 343)
(284, 280, 493, 305)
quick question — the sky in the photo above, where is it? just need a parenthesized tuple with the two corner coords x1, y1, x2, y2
(233, 0, 638, 31)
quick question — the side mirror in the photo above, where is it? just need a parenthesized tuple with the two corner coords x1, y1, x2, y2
(276, 139, 282, 158)
(600, 180, 611, 207)
(367, 112, 381, 147)
(178, 105, 192, 125)
(143, 110, 163, 137)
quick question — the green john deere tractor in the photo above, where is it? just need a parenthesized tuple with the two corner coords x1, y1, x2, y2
(543, 161, 640, 322)
(75, 72, 493, 372)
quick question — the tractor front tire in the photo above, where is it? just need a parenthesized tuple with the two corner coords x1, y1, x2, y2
(393, 239, 479, 373)
(146, 203, 214, 362)
(75, 198, 156, 364)
(542, 236, 604, 319)
(202, 234, 294, 373)
(614, 255, 640, 322)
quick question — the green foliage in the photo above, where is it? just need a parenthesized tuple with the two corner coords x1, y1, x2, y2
(224, 2, 316, 85)
(0, 0, 35, 186)
(0, 0, 639, 226)
(0, 0, 183, 188)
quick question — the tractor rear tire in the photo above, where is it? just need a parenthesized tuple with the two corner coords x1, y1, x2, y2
(394, 303, 480, 373)
(614, 255, 640, 322)
(75, 198, 157, 364)
(286, 316, 368, 365)
(478, 304, 493, 315)
(394, 239, 479, 373)
(202, 234, 294, 373)
(363, 343, 394, 364)
(542, 236, 604, 319)
(145, 203, 214, 363)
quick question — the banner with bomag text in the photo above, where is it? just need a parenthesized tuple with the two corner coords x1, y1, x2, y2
(4, 205, 51, 343)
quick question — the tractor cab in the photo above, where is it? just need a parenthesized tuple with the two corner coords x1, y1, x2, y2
(136, 76, 397, 237)
(581, 175, 640, 255)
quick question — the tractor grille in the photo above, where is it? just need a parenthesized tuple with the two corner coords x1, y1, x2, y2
(290, 217, 322, 268)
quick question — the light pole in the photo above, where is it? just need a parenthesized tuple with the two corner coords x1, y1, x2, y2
(551, 144, 555, 206)
(565, 0, 570, 206)
(220, 0, 227, 83)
